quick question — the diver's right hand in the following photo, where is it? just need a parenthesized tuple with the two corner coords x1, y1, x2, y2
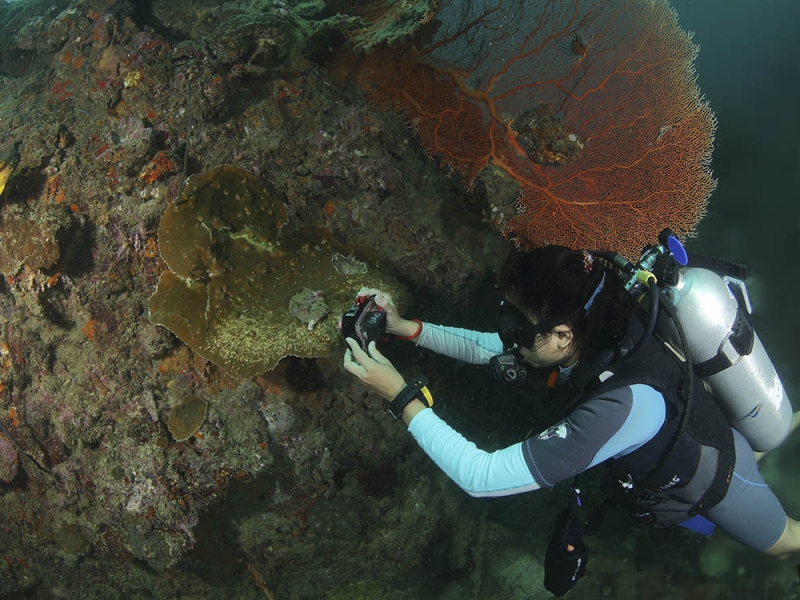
(356, 287, 419, 338)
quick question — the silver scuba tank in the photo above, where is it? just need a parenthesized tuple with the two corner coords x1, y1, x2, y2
(659, 267, 793, 452)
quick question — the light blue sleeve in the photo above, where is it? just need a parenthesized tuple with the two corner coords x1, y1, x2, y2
(598, 384, 666, 464)
(416, 323, 505, 365)
(407, 408, 541, 497)
(407, 384, 666, 496)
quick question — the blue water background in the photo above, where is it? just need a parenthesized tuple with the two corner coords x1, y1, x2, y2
(672, 0, 800, 394)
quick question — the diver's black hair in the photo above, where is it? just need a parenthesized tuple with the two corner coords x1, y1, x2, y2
(499, 246, 637, 358)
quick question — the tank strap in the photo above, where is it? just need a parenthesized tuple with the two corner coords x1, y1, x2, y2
(686, 254, 748, 279)
(688, 442, 735, 516)
(694, 280, 755, 378)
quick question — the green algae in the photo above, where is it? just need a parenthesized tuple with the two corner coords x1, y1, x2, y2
(149, 165, 403, 379)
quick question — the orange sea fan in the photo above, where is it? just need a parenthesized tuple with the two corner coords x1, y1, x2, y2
(356, 0, 716, 259)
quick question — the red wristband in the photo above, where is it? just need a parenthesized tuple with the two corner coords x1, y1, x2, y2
(395, 319, 423, 341)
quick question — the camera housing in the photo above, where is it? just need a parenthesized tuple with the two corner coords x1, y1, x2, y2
(339, 295, 387, 350)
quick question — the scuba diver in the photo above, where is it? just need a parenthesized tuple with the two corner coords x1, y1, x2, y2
(342, 233, 800, 595)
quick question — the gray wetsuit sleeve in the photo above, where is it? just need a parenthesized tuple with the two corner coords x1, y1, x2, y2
(522, 385, 665, 488)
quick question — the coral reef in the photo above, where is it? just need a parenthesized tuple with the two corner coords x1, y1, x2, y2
(0, 0, 506, 596)
(0, 1, 790, 599)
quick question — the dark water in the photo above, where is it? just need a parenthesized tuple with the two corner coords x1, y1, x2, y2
(672, 0, 800, 391)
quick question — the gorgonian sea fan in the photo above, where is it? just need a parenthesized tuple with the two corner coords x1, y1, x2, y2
(357, 0, 716, 259)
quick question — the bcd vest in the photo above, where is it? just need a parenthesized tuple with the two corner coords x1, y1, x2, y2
(549, 326, 736, 524)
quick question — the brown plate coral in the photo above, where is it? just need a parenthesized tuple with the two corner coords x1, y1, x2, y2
(149, 165, 404, 379)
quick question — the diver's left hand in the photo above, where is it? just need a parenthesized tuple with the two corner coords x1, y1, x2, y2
(343, 338, 406, 400)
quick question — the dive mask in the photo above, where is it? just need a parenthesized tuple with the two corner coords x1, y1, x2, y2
(497, 300, 555, 349)
(498, 270, 606, 349)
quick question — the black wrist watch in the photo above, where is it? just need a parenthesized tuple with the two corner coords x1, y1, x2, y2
(388, 375, 433, 420)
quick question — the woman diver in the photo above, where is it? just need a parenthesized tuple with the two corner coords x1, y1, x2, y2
(342, 244, 800, 584)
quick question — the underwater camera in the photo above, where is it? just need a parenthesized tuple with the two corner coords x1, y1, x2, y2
(339, 295, 387, 351)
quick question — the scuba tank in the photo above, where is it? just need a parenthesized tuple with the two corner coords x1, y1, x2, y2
(604, 230, 793, 452)
(662, 267, 792, 451)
